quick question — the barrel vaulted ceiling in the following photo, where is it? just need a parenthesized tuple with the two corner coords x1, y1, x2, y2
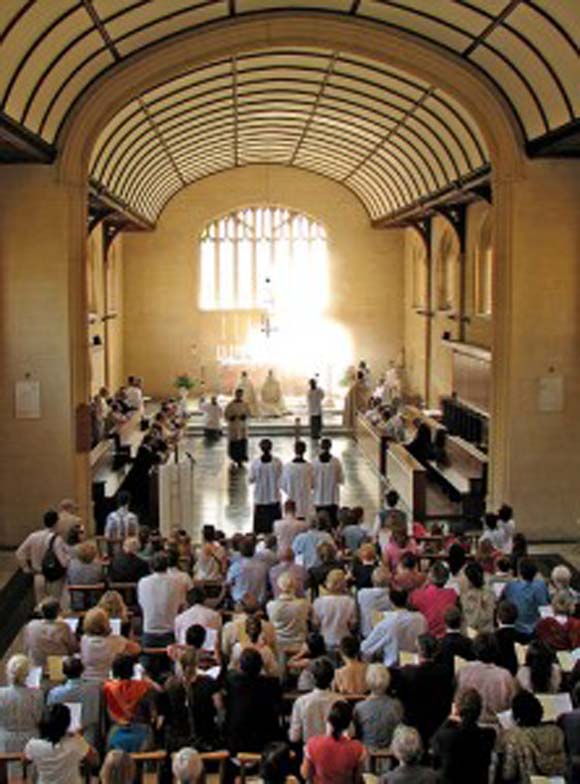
(1, 1, 578, 222)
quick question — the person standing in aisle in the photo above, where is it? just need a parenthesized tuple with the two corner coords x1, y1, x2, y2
(224, 388, 251, 468)
(312, 438, 344, 527)
(249, 439, 283, 535)
(306, 378, 325, 439)
(281, 440, 313, 521)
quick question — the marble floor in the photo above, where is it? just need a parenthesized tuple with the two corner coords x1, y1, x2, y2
(184, 433, 384, 540)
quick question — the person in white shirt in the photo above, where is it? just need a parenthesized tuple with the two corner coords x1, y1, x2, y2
(497, 504, 516, 553)
(125, 375, 144, 414)
(138, 552, 183, 653)
(104, 491, 138, 547)
(312, 438, 344, 527)
(16, 510, 69, 603)
(24, 703, 97, 784)
(281, 440, 314, 520)
(312, 569, 356, 650)
(167, 549, 194, 607)
(306, 378, 325, 439)
(199, 394, 223, 440)
(274, 500, 309, 552)
(249, 438, 283, 534)
(174, 586, 222, 646)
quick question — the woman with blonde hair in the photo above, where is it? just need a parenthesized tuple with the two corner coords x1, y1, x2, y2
(353, 664, 403, 751)
(266, 572, 311, 658)
(312, 569, 356, 651)
(98, 590, 130, 627)
(100, 749, 136, 783)
(0, 655, 44, 770)
(81, 607, 140, 682)
(351, 542, 379, 590)
(173, 747, 204, 783)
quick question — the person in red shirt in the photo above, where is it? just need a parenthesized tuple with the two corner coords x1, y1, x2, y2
(301, 700, 365, 784)
(410, 561, 458, 638)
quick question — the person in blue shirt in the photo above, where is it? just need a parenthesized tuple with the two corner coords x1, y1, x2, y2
(226, 536, 269, 606)
(502, 558, 550, 639)
(292, 515, 333, 571)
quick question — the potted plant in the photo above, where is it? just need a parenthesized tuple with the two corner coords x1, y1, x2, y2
(174, 374, 198, 404)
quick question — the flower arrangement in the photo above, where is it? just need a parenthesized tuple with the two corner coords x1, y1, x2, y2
(174, 373, 197, 392)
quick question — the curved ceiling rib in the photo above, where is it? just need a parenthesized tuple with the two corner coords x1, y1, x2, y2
(0, 1, 577, 146)
(88, 49, 489, 221)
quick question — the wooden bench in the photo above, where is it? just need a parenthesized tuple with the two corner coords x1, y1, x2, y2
(355, 413, 388, 476)
(90, 411, 142, 470)
(428, 435, 488, 519)
(386, 443, 427, 521)
(402, 405, 447, 441)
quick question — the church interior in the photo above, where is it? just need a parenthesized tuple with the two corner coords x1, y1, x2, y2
(0, 2, 580, 779)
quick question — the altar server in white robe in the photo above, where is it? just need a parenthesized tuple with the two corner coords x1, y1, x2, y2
(237, 370, 260, 417)
(312, 438, 344, 527)
(281, 440, 313, 520)
(260, 369, 286, 417)
(199, 394, 223, 440)
(249, 438, 283, 534)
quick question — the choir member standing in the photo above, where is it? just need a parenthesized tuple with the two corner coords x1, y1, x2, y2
(249, 439, 283, 535)
(281, 440, 314, 520)
(312, 438, 344, 526)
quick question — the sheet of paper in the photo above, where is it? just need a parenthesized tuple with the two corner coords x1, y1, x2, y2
(399, 651, 418, 666)
(110, 618, 122, 635)
(201, 665, 221, 680)
(530, 778, 566, 784)
(466, 627, 478, 640)
(26, 666, 42, 688)
(64, 703, 82, 733)
(539, 605, 554, 618)
(294, 554, 304, 567)
(515, 643, 528, 666)
(202, 627, 218, 652)
(64, 617, 79, 633)
(47, 656, 64, 682)
(557, 651, 575, 672)
(497, 709, 515, 729)
(15, 380, 41, 419)
(454, 656, 470, 674)
(537, 693, 572, 722)
(492, 581, 507, 599)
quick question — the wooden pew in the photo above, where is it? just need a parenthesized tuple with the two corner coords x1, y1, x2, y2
(402, 405, 446, 441)
(386, 444, 427, 522)
(427, 435, 488, 519)
(355, 413, 388, 476)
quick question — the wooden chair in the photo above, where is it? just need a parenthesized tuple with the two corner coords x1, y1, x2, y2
(108, 581, 139, 607)
(237, 752, 261, 784)
(367, 748, 396, 775)
(130, 750, 167, 783)
(67, 583, 107, 611)
(199, 750, 230, 784)
(0, 752, 28, 784)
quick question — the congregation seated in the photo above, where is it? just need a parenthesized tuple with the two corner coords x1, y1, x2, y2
(0, 655, 44, 761)
(67, 540, 105, 610)
(10, 489, 580, 784)
(46, 656, 101, 747)
(23, 597, 78, 666)
(80, 607, 140, 682)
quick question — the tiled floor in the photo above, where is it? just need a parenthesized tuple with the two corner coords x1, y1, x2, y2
(184, 433, 384, 540)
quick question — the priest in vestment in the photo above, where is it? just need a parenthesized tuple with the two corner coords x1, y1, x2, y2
(224, 388, 251, 467)
(342, 371, 369, 429)
(260, 369, 286, 417)
(237, 370, 260, 417)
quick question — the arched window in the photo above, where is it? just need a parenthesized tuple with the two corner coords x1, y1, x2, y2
(475, 212, 493, 316)
(199, 207, 328, 312)
(436, 229, 457, 311)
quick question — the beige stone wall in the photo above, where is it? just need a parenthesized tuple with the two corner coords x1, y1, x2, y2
(0, 167, 78, 544)
(493, 159, 580, 539)
(122, 166, 405, 399)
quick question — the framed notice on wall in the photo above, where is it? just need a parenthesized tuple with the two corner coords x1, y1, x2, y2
(15, 380, 41, 419)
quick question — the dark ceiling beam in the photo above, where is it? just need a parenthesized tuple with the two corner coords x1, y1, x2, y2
(372, 166, 491, 229)
(0, 111, 55, 164)
(526, 119, 580, 159)
(89, 180, 155, 233)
